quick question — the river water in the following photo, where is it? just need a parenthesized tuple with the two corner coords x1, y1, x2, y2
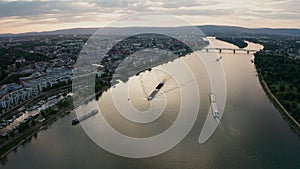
(1, 38, 299, 169)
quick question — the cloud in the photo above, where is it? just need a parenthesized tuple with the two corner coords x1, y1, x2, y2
(0, 0, 232, 18)
(232, 0, 300, 21)
(0, 0, 299, 33)
(0, 0, 298, 20)
(0, 1, 105, 18)
(156, 0, 221, 9)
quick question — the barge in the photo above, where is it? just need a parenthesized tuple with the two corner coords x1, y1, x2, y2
(147, 82, 164, 101)
(72, 109, 98, 125)
(209, 93, 220, 119)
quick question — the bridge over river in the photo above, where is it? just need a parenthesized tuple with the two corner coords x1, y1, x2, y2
(203, 47, 259, 54)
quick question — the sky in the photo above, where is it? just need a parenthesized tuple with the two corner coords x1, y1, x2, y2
(0, 0, 299, 34)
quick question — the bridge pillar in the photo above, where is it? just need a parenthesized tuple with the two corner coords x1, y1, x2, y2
(219, 49, 222, 53)
(233, 49, 236, 54)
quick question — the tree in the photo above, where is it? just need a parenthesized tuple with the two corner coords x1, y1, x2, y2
(279, 85, 285, 92)
(58, 100, 69, 109)
(8, 130, 15, 137)
(18, 122, 29, 133)
(31, 120, 36, 126)
(290, 102, 297, 109)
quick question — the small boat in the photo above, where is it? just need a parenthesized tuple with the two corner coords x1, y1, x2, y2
(216, 56, 223, 61)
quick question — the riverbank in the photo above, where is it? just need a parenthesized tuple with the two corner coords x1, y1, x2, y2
(0, 98, 74, 160)
(0, 84, 110, 160)
(256, 73, 300, 134)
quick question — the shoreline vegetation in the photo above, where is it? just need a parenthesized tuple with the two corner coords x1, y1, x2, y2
(254, 51, 300, 135)
(0, 84, 109, 160)
(215, 37, 248, 48)
(257, 75, 300, 134)
(216, 35, 300, 135)
(0, 97, 74, 160)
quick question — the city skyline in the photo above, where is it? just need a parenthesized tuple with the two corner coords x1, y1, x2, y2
(0, 0, 299, 34)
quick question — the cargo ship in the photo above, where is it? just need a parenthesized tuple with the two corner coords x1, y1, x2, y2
(147, 82, 164, 101)
(72, 109, 98, 125)
(209, 93, 220, 119)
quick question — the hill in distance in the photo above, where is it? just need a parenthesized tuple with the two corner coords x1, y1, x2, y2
(1, 25, 299, 37)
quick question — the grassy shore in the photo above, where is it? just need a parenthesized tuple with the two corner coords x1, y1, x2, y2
(257, 73, 300, 134)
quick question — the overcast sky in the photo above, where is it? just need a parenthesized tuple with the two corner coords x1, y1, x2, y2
(0, 0, 299, 34)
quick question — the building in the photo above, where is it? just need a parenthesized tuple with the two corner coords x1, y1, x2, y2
(15, 57, 26, 63)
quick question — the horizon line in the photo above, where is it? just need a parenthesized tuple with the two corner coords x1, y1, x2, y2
(1, 24, 300, 36)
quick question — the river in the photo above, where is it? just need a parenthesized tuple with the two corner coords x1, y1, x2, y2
(1, 38, 299, 169)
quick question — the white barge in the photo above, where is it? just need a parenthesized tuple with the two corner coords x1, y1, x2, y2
(209, 93, 220, 119)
